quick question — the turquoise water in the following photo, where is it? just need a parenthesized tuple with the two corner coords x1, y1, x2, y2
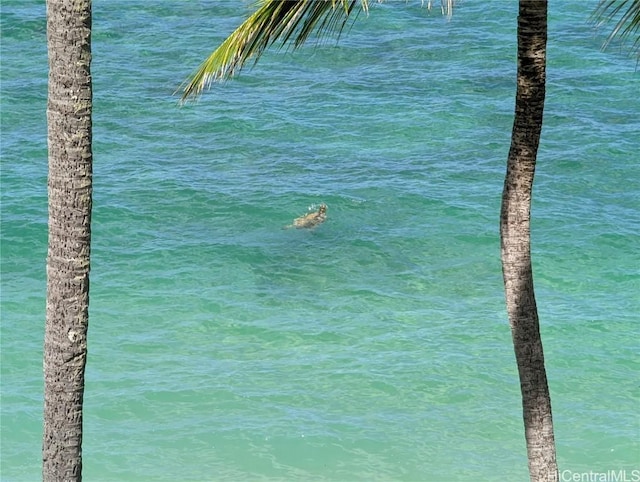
(1, 1, 639, 480)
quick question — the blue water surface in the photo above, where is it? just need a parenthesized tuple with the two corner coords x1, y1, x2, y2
(1, 1, 638, 480)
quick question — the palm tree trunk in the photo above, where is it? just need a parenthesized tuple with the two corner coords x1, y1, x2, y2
(43, 1, 92, 480)
(501, 1, 558, 480)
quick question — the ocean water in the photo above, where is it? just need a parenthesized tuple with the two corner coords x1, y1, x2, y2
(1, 1, 639, 480)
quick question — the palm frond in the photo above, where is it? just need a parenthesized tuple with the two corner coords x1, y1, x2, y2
(179, 0, 369, 102)
(592, 0, 640, 55)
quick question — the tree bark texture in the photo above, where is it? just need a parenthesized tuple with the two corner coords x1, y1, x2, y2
(43, 1, 92, 481)
(501, 1, 558, 481)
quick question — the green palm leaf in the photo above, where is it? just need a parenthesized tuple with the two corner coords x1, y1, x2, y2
(592, 0, 640, 55)
(179, 0, 369, 102)
(178, 0, 457, 102)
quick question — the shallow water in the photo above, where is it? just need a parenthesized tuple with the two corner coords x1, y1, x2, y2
(1, 1, 639, 480)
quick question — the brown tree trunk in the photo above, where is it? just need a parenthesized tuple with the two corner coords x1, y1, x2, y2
(43, 0, 92, 480)
(501, 1, 558, 480)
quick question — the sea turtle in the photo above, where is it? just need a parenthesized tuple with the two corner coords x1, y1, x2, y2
(285, 204, 327, 229)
